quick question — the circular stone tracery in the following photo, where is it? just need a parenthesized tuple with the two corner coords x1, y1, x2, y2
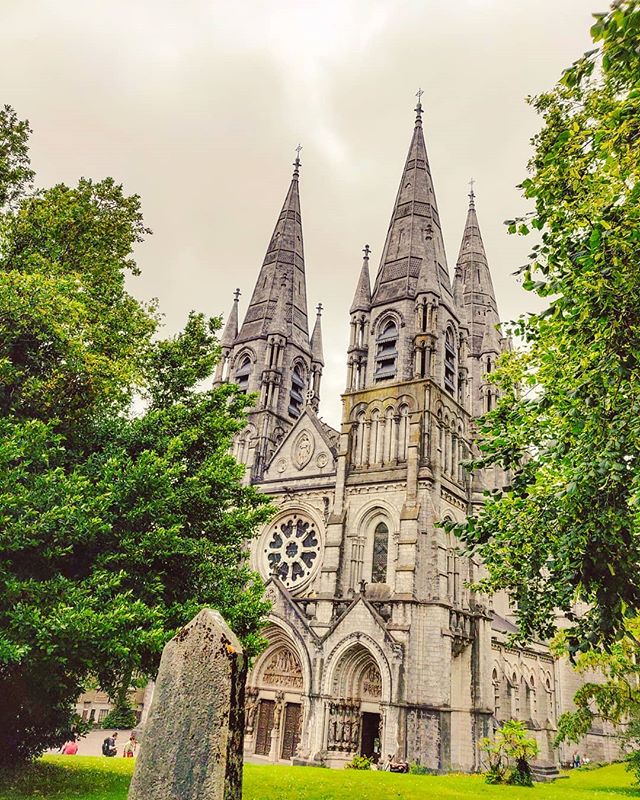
(263, 513, 320, 590)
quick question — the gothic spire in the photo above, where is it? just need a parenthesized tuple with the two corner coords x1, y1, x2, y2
(237, 149, 310, 349)
(349, 244, 372, 314)
(220, 288, 240, 348)
(371, 92, 452, 306)
(455, 185, 499, 356)
(310, 303, 324, 366)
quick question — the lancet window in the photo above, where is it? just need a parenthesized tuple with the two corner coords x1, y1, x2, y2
(374, 319, 398, 382)
(371, 521, 389, 583)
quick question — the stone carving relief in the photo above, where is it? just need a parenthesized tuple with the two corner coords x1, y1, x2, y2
(316, 452, 328, 469)
(361, 663, 382, 699)
(293, 430, 314, 470)
(262, 646, 304, 690)
(245, 687, 259, 734)
(327, 700, 361, 753)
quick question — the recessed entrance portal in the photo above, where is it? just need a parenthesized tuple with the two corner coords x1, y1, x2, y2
(327, 643, 384, 762)
(360, 711, 381, 759)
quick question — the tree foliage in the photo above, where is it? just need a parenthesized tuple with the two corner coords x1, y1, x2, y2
(481, 720, 539, 786)
(449, 1, 640, 656)
(554, 620, 640, 780)
(0, 107, 272, 763)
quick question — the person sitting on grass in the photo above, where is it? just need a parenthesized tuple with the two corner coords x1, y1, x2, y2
(122, 734, 137, 758)
(60, 738, 78, 755)
(102, 732, 118, 757)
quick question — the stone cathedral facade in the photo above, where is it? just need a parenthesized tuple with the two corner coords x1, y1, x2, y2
(213, 101, 618, 772)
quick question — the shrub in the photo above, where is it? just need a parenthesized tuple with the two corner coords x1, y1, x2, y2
(100, 702, 137, 730)
(345, 755, 371, 770)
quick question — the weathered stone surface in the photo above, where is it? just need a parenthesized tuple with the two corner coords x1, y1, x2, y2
(128, 609, 245, 800)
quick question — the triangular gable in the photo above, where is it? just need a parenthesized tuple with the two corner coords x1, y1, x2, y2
(263, 576, 321, 646)
(321, 594, 402, 655)
(262, 406, 337, 482)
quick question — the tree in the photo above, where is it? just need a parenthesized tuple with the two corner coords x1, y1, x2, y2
(0, 107, 272, 763)
(554, 620, 640, 779)
(480, 720, 539, 786)
(449, 0, 640, 657)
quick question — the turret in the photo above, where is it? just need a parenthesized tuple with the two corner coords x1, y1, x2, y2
(454, 184, 501, 418)
(309, 303, 324, 410)
(214, 288, 240, 385)
(224, 148, 314, 479)
(347, 245, 372, 391)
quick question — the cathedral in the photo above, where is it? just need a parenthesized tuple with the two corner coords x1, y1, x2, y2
(208, 99, 617, 772)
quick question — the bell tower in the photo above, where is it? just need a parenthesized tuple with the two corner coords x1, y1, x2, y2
(217, 150, 320, 480)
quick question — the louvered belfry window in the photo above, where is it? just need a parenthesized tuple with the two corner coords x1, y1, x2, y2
(374, 320, 398, 382)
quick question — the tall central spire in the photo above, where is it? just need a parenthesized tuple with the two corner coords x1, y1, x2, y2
(237, 150, 310, 350)
(371, 93, 452, 306)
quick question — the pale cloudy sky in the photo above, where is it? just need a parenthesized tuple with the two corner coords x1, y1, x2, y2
(2, 0, 596, 426)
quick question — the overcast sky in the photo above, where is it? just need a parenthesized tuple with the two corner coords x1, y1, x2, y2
(2, 0, 596, 427)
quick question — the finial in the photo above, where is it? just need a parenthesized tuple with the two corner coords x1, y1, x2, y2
(316, 302, 323, 316)
(293, 143, 302, 177)
(468, 177, 476, 207)
(415, 87, 424, 122)
(363, 243, 371, 260)
(233, 287, 241, 303)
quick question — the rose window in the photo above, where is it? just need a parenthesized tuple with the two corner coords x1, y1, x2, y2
(264, 514, 320, 589)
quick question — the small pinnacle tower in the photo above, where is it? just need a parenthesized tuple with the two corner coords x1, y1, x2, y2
(347, 245, 372, 391)
(213, 288, 240, 384)
(454, 183, 502, 418)
(309, 303, 324, 410)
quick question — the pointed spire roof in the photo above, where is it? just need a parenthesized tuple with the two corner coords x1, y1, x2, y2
(371, 92, 452, 306)
(310, 303, 324, 366)
(270, 273, 289, 337)
(237, 148, 310, 350)
(350, 244, 372, 314)
(455, 184, 499, 355)
(221, 288, 240, 348)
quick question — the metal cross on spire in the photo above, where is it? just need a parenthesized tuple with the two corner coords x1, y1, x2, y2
(363, 244, 371, 259)
(233, 287, 241, 302)
(316, 302, 323, 316)
(468, 177, 476, 206)
(293, 143, 302, 176)
(415, 87, 424, 120)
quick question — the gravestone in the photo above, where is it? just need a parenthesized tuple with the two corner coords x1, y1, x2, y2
(128, 609, 246, 800)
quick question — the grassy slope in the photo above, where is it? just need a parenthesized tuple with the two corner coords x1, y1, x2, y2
(0, 757, 638, 800)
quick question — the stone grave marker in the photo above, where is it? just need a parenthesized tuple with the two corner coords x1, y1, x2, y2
(128, 609, 245, 800)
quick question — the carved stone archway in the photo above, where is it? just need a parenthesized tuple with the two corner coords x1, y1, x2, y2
(246, 625, 307, 763)
(327, 643, 383, 760)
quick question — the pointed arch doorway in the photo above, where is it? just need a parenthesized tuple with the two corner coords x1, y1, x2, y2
(327, 643, 384, 764)
(246, 625, 307, 763)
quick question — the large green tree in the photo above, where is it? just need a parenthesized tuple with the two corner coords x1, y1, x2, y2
(449, 1, 640, 656)
(0, 108, 272, 763)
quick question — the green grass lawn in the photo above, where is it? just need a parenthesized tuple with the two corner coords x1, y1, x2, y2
(0, 756, 638, 800)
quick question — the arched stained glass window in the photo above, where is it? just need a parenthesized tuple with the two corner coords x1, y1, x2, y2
(371, 521, 389, 583)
